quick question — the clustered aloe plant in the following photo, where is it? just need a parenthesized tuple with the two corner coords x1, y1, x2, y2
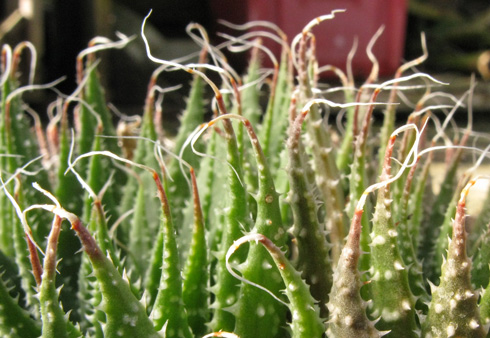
(1, 9, 490, 338)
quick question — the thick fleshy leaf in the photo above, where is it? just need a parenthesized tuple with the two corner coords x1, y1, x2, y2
(422, 180, 486, 337)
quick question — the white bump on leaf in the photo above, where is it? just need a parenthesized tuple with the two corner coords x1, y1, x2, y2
(446, 325, 455, 337)
(394, 261, 405, 270)
(469, 319, 480, 329)
(372, 235, 386, 246)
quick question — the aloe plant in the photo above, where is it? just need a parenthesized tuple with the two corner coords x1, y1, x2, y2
(0, 10, 489, 338)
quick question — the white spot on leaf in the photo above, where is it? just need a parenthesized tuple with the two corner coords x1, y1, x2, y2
(372, 235, 386, 245)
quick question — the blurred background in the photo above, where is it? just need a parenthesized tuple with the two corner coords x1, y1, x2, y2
(1, 0, 489, 127)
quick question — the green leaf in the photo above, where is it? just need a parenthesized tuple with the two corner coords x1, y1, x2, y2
(286, 112, 332, 318)
(118, 84, 159, 249)
(234, 119, 288, 338)
(0, 267, 41, 338)
(55, 111, 84, 322)
(71, 217, 160, 337)
(12, 191, 41, 317)
(182, 168, 209, 336)
(422, 181, 486, 337)
(395, 159, 429, 310)
(297, 34, 346, 266)
(166, 74, 206, 226)
(208, 119, 251, 332)
(430, 175, 469, 284)
(420, 151, 462, 281)
(369, 136, 417, 337)
(327, 209, 381, 337)
(39, 216, 82, 338)
(149, 172, 192, 337)
(231, 233, 325, 338)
